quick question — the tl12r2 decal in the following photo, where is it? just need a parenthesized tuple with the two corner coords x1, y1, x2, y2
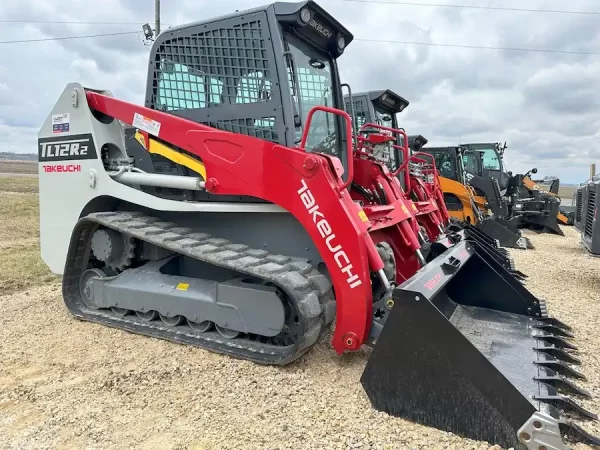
(38, 133, 97, 162)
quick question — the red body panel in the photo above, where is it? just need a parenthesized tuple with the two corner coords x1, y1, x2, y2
(355, 123, 451, 243)
(85, 91, 426, 352)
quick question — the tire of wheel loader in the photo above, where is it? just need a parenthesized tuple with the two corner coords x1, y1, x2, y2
(361, 240, 599, 450)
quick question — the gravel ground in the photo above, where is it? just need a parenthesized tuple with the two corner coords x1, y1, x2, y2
(0, 225, 598, 450)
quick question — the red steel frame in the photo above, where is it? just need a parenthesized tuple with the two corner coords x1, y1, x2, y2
(85, 91, 428, 353)
(355, 122, 450, 242)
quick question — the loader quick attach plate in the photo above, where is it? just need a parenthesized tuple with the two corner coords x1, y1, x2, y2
(361, 240, 599, 450)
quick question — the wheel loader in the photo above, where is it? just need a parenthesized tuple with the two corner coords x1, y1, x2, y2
(37, 1, 599, 449)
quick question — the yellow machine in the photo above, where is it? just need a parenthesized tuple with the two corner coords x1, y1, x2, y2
(436, 175, 481, 224)
(409, 136, 484, 224)
(411, 138, 532, 249)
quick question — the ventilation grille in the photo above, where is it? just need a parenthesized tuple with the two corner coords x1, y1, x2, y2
(585, 188, 596, 237)
(345, 98, 368, 129)
(150, 18, 279, 142)
(576, 188, 583, 223)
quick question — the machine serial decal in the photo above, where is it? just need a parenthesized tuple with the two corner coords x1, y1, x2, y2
(51, 113, 70, 134)
(38, 134, 97, 162)
(298, 179, 362, 289)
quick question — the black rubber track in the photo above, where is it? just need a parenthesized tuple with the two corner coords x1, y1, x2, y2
(62, 211, 336, 366)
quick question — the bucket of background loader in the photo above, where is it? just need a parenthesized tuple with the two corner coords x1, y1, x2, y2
(361, 240, 599, 450)
(478, 216, 534, 249)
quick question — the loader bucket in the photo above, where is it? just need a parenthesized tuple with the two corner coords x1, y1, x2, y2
(361, 241, 599, 450)
(443, 222, 528, 281)
(478, 216, 534, 249)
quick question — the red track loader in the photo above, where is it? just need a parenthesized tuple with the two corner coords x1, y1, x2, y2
(37, 1, 597, 449)
(347, 97, 526, 280)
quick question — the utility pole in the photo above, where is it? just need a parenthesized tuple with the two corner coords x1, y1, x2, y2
(155, 0, 160, 36)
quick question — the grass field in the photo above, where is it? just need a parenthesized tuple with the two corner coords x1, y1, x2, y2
(0, 176, 57, 295)
(0, 160, 37, 174)
(557, 185, 576, 201)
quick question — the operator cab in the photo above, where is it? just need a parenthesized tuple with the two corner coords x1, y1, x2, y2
(418, 146, 463, 184)
(461, 143, 509, 190)
(145, 0, 353, 164)
(125, 0, 354, 201)
(344, 89, 409, 174)
(345, 89, 409, 132)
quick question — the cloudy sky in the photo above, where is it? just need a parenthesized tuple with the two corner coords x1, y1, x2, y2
(1, 0, 598, 183)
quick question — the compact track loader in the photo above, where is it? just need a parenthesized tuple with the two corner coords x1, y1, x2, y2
(344, 90, 524, 275)
(422, 144, 533, 250)
(38, 2, 598, 449)
(507, 168, 569, 234)
(342, 89, 532, 252)
(528, 175, 574, 225)
(462, 143, 566, 236)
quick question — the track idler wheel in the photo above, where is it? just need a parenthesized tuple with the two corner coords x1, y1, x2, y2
(79, 268, 106, 310)
(111, 307, 130, 316)
(215, 324, 240, 339)
(188, 319, 213, 333)
(159, 313, 185, 326)
(136, 310, 159, 321)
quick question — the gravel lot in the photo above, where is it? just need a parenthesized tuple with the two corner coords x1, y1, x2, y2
(0, 226, 598, 450)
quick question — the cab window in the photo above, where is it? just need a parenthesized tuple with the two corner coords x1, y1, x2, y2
(433, 152, 456, 179)
(481, 149, 501, 170)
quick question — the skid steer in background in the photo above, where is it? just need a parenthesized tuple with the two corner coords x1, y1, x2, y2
(529, 176, 575, 225)
(461, 142, 567, 235)
(344, 90, 526, 274)
(37, 2, 599, 449)
(408, 141, 533, 250)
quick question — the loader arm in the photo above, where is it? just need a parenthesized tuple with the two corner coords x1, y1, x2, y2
(86, 90, 383, 352)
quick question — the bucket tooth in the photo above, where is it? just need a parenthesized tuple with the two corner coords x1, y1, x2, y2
(538, 299, 549, 317)
(534, 345, 581, 365)
(533, 324, 575, 338)
(534, 395, 598, 421)
(511, 269, 528, 280)
(559, 421, 600, 446)
(535, 333, 579, 351)
(535, 376, 592, 398)
(540, 316, 574, 333)
(534, 358, 586, 380)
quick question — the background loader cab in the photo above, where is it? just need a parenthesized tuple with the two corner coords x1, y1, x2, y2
(344, 89, 409, 131)
(344, 89, 409, 185)
(461, 142, 509, 191)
